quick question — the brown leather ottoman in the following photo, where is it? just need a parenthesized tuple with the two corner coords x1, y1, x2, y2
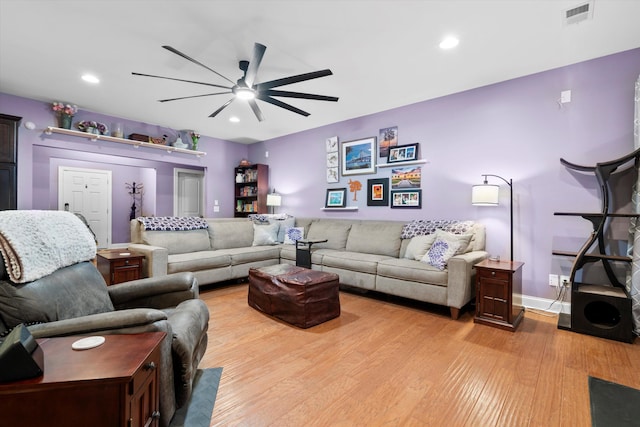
(248, 264, 340, 328)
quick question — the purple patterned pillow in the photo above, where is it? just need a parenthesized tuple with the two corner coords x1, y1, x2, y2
(401, 220, 474, 239)
(422, 238, 460, 270)
(137, 216, 208, 231)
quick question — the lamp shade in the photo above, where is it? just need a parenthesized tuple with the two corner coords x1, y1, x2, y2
(472, 184, 500, 205)
(266, 193, 282, 207)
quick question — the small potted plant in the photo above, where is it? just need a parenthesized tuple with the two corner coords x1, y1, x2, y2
(52, 102, 78, 129)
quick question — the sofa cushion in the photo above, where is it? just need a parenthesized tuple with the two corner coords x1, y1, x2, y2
(252, 222, 279, 246)
(306, 220, 352, 250)
(403, 234, 437, 260)
(209, 220, 254, 249)
(274, 217, 295, 243)
(346, 222, 403, 257)
(0, 262, 114, 330)
(421, 237, 460, 270)
(321, 250, 392, 274)
(400, 219, 475, 239)
(227, 246, 282, 264)
(167, 251, 231, 274)
(434, 229, 474, 254)
(143, 229, 211, 255)
(283, 227, 304, 244)
(377, 258, 448, 286)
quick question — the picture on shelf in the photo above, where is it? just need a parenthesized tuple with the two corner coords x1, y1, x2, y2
(378, 126, 398, 158)
(367, 178, 389, 206)
(325, 188, 347, 208)
(341, 137, 376, 176)
(388, 143, 419, 163)
(391, 189, 422, 208)
(391, 166, 421, 189)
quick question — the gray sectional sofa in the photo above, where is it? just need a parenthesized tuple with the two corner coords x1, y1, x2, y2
(129, 217, 488, 319)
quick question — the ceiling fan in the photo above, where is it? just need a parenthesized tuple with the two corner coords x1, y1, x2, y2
(132, 42, 338, 121)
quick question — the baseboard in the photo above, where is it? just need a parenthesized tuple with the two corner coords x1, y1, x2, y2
(521, 294, 571, 314)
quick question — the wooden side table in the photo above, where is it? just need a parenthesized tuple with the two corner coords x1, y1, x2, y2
(97, 249, 144, 285)
(0, 332, 165, 427)
(474, 259, 524, 331)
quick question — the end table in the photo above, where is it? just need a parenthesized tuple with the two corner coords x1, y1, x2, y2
(295, 238, 327, 269)
(97, 249, 144, 285)
(474, 259, 524, 331)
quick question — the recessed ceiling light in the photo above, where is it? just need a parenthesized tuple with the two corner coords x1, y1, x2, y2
(439, 36, 459, 50)
(81, 74, 100, 84)
(229, 116, 240, 123)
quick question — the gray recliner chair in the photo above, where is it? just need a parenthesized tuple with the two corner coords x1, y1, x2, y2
(0, 212, 209, 427)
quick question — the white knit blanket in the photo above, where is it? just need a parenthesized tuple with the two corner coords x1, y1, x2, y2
(0, 210, 96, 283)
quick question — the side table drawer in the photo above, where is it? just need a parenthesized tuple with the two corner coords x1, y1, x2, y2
(477, 268, 510, 281)
(111, 257, 142, 269)
(130, 345, 160, 396)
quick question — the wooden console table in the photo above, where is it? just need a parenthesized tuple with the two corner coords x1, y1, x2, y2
(474, 259, 524, 331)
(0, 332, 165, 427)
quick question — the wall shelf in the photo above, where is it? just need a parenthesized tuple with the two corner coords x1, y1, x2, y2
(43, 127, 206, 157)
(321, 207, 358, 211)
(377, 159, 427, 168)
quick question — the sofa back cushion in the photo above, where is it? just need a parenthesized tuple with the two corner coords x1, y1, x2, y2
(207, 219, 254, 249)
(143, 229, 211, 255)
(306, 220, 352, 250)
(346, 222, 404, 257)
(0, 262, 114, 330)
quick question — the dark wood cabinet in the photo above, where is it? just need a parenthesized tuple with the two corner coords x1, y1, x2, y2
(0, 114, 21, 210)
(0, 332, 164, 427)
(97, 249, 144, 285)
(234, 163, 269, 217)
(474, 259, 524, 331)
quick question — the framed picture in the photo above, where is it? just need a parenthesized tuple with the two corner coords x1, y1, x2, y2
(388, 143, 419, 163)
(326, 136, 338, 153)
(379, 126, 398, 158)
(326, 167, 339, 183)
(391, 165, 421, 189)
(367, 178, 389, 206)
(327, 151, 339, 168)
(325, 188, 347, 208)
(341, 137, 376, 176)
(391, 189, 422, 209)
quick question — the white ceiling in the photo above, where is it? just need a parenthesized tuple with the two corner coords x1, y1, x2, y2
(1, 1, 639, 144)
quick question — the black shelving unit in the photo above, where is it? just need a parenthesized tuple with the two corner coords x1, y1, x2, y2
(553, 148, 639, 343)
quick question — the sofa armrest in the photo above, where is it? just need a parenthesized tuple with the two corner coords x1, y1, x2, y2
(108, 272, 199, 310)
(446, 250, 488, 310)
(128, 243, 168, 278)
(26, 308, 169, 338)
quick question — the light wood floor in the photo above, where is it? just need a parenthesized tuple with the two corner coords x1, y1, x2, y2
(198, 283, 640, 426)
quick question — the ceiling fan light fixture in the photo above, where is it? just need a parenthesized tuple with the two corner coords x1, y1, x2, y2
(439, 36, 460, 50)
(229, 116, 240, 123)
(233, 86, 255, 100)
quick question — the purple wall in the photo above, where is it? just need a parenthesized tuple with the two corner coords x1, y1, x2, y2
(0, 92, 249, 243)
(249, 48, 640, 300)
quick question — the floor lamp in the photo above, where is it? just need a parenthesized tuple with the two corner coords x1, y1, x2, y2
(472, 174, 513, 261)
(266, 189, 282, 214)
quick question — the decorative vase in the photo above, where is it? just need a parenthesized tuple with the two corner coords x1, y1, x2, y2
(59, 115, 73, 129)
(236, 173, 244, 183)
(85, 127, 96, 134)
(191, 139, 199, 151)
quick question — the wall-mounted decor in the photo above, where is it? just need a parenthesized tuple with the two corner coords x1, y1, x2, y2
(391, 189, 422, 208)
(367, 178, 389, 206)
(327, 152, 339, 168)
(342, 137, 376, 176)
(327, 167, 339, 183)
(388, 143, 419, 163)
(391, 166, 421, 189)
(348, 179, 362, 201)
(379, 126, 398, 158)
(325, 188, 347, 208)
(326, 136, 338, 153)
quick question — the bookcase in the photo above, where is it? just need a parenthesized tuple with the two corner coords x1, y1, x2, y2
(234, 164, 268, 217)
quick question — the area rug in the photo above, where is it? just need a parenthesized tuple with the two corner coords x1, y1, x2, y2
(169, 367, 223, 427)
(589, 376, 640, 427)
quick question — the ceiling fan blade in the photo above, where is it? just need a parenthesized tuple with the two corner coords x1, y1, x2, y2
(257, 95, 310, 117)
(159, 92, 232, 102)
(244, 43, 266, 87)
(132, 72, 232, 90)
(209, 98, 235, 118)
(162, 45, 236, 85)
(255, 69, 333, 90)
(264, 89, 339, 102)
(248, 99, 265, 122)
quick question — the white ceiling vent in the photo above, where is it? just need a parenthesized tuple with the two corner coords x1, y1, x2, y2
(563, 1, 594, 25)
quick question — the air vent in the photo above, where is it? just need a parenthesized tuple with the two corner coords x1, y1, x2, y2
(563, 1, 594, 25)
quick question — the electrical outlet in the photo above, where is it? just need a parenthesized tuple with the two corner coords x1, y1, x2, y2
(560, 275, 571, 287)
(548, 274, 559, 287)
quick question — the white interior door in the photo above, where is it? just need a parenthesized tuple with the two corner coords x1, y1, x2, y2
(58, 166, 112, 248)
(174, 168, 204, 217)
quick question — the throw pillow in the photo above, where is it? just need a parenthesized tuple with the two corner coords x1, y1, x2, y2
(435, 229, 473, 254)
(284, 227, 304, 244)
(252, 222, 279, 246)
(421, 238, 460, 270)
(274, 217, 295, 243)
(404, 234, 437, 260)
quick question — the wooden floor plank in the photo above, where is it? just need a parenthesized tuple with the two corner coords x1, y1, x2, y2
(197, 283, 640, 426)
